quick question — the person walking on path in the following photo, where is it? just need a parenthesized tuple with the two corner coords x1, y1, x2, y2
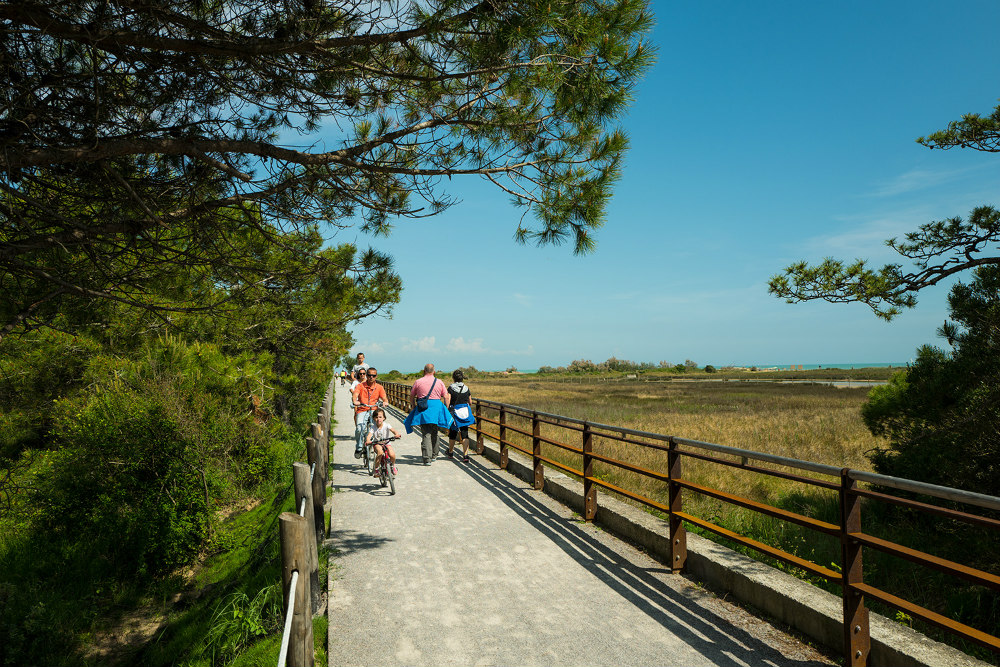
(446, 369, 476, 462)
(403, 363, 453, 465)
(352, 367, 387, 457)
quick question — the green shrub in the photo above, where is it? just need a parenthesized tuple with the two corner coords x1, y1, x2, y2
(44, 388, 208, 575)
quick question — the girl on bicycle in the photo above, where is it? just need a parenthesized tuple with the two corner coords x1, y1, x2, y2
(365, 408, 401, 475)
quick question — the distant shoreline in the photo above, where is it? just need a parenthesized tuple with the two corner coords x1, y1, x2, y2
(495, 362, 908, 374)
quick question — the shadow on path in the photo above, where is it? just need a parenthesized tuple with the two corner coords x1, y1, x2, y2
(325, 528, 393, 558)
(454, 457, 830, 667)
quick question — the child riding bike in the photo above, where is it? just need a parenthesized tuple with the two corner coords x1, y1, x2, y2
(352, 367, 387, 458)
(365, 408, 401, 476)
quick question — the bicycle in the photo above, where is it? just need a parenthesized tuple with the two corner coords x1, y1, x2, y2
(354, 402, 382, 473)
(368, 435, 400, 495)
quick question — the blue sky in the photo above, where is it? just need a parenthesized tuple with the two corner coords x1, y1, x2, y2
(335, 0, 1000, 373)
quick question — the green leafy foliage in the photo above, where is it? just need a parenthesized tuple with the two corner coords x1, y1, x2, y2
(859, 266, 1000, 642)
(863, 265, 1000, 497)
(0, 289, 343, 665)
(1, 0, 653, 337)
(46, 387, 209, 574)
(769, 206, 1000, 320)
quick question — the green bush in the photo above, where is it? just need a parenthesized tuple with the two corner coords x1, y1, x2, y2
(861, 266, 1000, 642)
(0, 318, 336, 666)
(44, 388, 208, 575)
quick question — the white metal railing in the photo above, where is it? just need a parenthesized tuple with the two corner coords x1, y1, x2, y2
(277, 570, 299, 667)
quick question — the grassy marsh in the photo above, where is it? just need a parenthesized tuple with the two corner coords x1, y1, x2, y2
(472, 377, 878, 496)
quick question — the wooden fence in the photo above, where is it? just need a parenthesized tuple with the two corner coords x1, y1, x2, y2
(381, 380, 1000, 666)
(276, 377, 335, 667)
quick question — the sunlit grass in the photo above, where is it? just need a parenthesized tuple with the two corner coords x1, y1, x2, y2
(471, 378, 878, 509)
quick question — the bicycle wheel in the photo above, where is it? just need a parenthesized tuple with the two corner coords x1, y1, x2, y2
(361, 441, 370, 470)
(387, 462, 395, 495)
(366, 447, 375, 475)
(379, 459, 388, 487)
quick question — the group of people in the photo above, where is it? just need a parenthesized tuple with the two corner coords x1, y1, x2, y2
(342, 353, 477, 479)
(403, 363, 476, 464)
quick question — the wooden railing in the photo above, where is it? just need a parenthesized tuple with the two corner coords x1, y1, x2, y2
(381, 381, 1000, 666)
(276, 377, 335, 667)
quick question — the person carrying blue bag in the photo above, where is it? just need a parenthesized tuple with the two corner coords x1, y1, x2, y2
(403, 363, 454, 465)
(445, 369, 476, 462)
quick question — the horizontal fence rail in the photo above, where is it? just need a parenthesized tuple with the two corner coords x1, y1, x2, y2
(382, 380, 1000, 666)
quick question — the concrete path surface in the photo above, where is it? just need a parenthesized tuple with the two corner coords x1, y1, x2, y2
(326, 386, 834, 667)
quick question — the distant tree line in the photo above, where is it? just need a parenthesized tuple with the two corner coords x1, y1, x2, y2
(537, 357, 711, 374)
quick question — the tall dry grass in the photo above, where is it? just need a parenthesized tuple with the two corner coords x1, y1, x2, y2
(471, 378, 878, 506)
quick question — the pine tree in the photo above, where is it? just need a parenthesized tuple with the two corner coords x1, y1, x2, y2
(0, 0, 654, 339)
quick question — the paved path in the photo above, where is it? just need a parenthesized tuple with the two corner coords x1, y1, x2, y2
(326, 386, 834, 667)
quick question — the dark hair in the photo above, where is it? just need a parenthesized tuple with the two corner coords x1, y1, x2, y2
(372, 407, 386, 421)
(452, 369, 464, 382)
(367, 367, 377, 375)
(355, 369, 365, 380)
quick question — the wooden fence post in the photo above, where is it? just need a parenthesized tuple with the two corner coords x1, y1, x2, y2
(279, 512, 314, 667)
(310, 422, 326, 486)
(532, 411, 543, 490)
(314, 416, 324, 449)
(668, 437, 686, 573)
(305, 437, 326, 539)
(292, 463, 321, 614)
(840, 469, 870, 666)
(315, 436, 327, 532)
(499, 406, 508, 470)
(474, 400, 484, 455)
(582, 422, 596, 521)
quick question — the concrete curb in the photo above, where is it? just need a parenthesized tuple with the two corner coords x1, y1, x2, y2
(473, 437, 990, 667)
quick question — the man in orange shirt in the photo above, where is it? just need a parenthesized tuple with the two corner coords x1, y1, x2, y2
(352, 367, 388, 458)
